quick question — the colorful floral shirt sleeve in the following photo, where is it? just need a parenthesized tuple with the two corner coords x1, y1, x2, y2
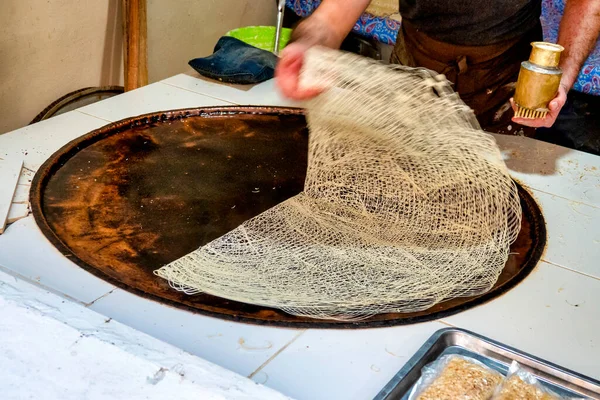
(541, 0, 600, 95)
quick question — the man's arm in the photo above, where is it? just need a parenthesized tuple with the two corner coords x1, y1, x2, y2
(275, 0, 370, 99)
(289, 0, 371, 48)
(557, 0, 600, 90)
(514, 0, 600, 128)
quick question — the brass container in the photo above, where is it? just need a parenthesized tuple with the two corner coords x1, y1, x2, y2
(514, 42, 564, 119)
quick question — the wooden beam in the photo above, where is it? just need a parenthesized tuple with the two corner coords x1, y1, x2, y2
(122, 0, 148, 91)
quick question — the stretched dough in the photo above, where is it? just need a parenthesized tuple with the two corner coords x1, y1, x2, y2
(155, 47, 522, 320)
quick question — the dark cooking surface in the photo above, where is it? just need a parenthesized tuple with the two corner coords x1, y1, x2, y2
(30, 106, 546, 328)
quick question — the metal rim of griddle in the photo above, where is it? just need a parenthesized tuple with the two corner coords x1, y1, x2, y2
(29, 86, 125, 124)
(30, 106, 546, 329)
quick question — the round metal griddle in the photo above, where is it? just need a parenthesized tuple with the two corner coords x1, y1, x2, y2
(30, 106, 546, 329)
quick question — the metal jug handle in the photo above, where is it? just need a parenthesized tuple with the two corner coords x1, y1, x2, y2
(274, 0, 286, 56)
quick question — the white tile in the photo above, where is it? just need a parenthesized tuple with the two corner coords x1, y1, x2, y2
(17, 167, 35, 186)
(7, 203, 28, 224)
(0, 158, 22, 233)
(444, 261, 600, 380)
(254, 322, 446, 400)
(0, 216, 114, 303)
(0, 270, 290, 400)
(529, 189, 600, 278)
(78, 82, 233, 122)
(12, 183, 30, 203)
(0, 111, 109, 171)
(88, 288, 301, 377)
(495, 134, 600, 208)
(162, 73, 299, 107)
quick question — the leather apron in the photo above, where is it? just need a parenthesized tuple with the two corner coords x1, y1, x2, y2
(391, 19, 543, 135)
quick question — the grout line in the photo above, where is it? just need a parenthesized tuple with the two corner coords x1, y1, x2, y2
(74, 110, 115, 123)
(247, 330, 306, 379)
(160, 82, 241, 105)
(85, 288, 118, 307)
(523, 185, 600, 210)
(541, 259, 600, 282)
(0, 264, 88, 307)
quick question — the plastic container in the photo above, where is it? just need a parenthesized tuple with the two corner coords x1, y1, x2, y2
(225, 26, 292, 52)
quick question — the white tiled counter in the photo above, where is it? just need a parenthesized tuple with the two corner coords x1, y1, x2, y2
(0, 72, 599, 400)
(0, 269, 289, 400)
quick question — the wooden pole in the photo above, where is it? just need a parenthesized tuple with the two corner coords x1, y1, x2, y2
(122, 0, 148, 91)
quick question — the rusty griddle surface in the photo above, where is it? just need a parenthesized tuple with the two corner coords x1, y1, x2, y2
(30, 106, 546, 329)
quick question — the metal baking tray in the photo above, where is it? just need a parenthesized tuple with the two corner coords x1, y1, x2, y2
(374, 328, 600, 399)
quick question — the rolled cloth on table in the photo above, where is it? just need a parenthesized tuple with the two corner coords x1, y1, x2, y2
(156, 47, 522, 321)
(188, 37, 277, 84)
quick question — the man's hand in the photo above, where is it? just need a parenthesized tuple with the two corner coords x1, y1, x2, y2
(275, 0, 370, 100)
(275, 42, 324, 100)
(510, 84, 568, 128)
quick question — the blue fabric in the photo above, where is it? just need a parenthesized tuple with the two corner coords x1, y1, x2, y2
(188, 37, 277, 84)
